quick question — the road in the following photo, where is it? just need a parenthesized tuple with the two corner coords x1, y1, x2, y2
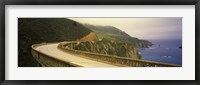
(34, 43, 117, 67)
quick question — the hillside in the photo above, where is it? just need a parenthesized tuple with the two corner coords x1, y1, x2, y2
(71, 38, 141, 59)
(84, 24, 152, 48)
(84, 24, 130, 37)
(79, 32, 98, 42)
(18, 18, 92, 67)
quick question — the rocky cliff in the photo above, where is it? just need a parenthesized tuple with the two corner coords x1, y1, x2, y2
(68, 38, 141, 59)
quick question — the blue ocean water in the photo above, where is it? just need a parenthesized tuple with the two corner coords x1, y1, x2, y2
(138, 39, 182, 65)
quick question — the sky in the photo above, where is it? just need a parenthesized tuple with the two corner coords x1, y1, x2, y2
(69, 18, 182, 40)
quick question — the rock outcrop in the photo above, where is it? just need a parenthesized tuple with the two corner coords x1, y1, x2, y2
(68, 38, 141, 59)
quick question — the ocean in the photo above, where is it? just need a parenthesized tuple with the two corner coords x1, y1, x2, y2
(137, 39, 182, 65)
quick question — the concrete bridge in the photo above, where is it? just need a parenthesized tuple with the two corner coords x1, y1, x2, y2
(31, 41, 180, 67)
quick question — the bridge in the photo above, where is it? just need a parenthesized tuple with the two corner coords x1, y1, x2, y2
(31, 41, 180, 67)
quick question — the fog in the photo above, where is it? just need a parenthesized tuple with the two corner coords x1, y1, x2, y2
(69, 18, 182, 40)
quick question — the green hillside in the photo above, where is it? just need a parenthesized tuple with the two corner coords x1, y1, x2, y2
(18, 18, 92, 67)
(84, 24, 130, 37)
(84, 24, 152, 48)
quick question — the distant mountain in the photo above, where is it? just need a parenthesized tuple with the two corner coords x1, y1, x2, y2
(84, 24, 130, 37)
(18, 18, 92, 67)
(84, 24, 152, 48)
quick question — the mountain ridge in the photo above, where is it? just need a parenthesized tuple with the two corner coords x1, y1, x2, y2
(83, 23, 153, 48)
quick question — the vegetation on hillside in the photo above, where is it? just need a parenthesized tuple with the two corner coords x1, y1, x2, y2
(79, 32, 98, 42)
(18, 18, 92, 67)
(70, 38, 141, 59)
(84, 24, 152, 48)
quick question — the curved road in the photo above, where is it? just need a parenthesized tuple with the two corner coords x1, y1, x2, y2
(35, 43, 117, 67)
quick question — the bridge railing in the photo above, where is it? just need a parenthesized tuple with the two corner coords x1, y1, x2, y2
(31, 42, 82, 67)
(58, 41, 181, 67)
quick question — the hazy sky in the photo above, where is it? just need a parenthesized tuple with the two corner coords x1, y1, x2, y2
(69, 18, 182, 40)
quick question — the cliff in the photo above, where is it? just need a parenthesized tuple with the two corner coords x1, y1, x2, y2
(69, 38, 141, 59)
